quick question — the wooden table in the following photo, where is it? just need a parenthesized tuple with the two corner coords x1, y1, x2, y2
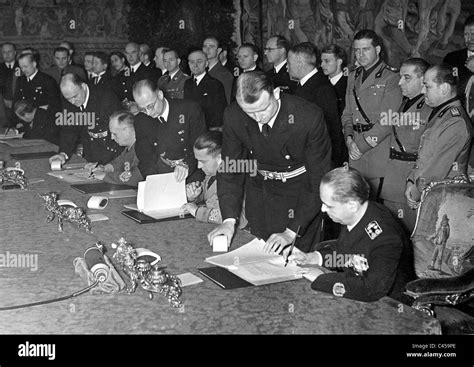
(0, 148, 442, 334)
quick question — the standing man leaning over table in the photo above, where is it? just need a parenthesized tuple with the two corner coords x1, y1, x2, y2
(49, 73, 122, 166)
(132, 78, 207, 183)
(341, 29, 402, 201)
(208, 71, 332, 251)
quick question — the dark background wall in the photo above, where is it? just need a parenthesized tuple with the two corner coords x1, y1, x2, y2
(1, 0, 473, 70)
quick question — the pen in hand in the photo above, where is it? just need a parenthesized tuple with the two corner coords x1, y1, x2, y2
(284, 225, 300, 267)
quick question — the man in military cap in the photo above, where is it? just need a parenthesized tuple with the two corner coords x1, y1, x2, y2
(380, 58, 432, 233)
(405, 64, 472, 208)
(208, 71, 332, 251)
(157, 48, 190, 100)
(132, 79, 207, 183)
(341, 29, 402, 201)
(49, 73, 122, 166)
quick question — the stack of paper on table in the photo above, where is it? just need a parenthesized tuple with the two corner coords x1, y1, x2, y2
(205, 238, 303, 286)
(126, 173, 187, 219)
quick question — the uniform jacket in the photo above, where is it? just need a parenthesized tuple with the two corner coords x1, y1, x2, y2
(88, 71, 115, 90)
(58, 85, 123, 164)
(312, 201, 414, 303)
(20, 108, 59, 145)
(157, 69, 190, 99)
(45, 64, 87, 84)
(408, 97, 472, 193)
(208, 62, 234, 105)
(104, 143, 143, 187)
(342, 61, 402, 178)
(192, 175, 248, 228)
(13, 71, 62, 115)
(333, 74, 348, 117)
(294, 69, 346, 167)
(0, 62, 20, 101)
(134, 98, 207, 182)
(118, 63, 154, 102)
(218, 93, 332, 235)
(183, 73, 227, 129)
(381, 95, 431, 202)
(266, 60, 297, 94)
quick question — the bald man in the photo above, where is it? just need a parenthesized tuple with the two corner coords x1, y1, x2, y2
(49, 73, 122, 165)
(184, 50, 227, 130)
(132, 78, 207, 183)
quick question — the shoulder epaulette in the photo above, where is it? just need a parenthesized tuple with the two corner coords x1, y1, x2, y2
(386, 65, 399, 73)
(450, 107, 460, 117)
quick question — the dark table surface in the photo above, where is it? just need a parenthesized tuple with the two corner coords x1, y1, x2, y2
(0, 143, 441, 334)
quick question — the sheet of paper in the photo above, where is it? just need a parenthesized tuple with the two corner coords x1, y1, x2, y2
(47, 169, 101, 184)
(205, 238, 302, 286)
(142, 173, 187, 212)
(206, 238, 280, 268)
(177, 273, 203, 287)
(136, 181, 145, 212)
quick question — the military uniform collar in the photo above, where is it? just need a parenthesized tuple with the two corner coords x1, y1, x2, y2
(169, 69, 180, 80)
(362, 58, 382, 80)
(429, 96, 460, 121)
(27, 69, 39, 81)
(402, 93, 423, 112)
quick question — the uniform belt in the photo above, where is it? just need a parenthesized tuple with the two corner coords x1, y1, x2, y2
(353, 123, 374, 133)
(88, 130, 108, 139)
(389, 147, 418, 162)
(258, 166, 306, 183)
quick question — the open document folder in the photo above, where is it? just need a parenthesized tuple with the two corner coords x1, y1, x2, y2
(205, 238, 303, 286)
(131, 173, 188, 220)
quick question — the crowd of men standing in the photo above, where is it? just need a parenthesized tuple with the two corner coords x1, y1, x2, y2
(0, 16, 473, 301)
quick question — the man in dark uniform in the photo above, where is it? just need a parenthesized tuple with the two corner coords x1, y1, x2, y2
(381, 58, 432, 233)
(184, 50, 227, 130)
(341, 29, 402, 200)
(288, 167, 415, 303)
(157, 49, 190, 100)
(289, 42, 345, 168)
(13, 53, 61, 118)
(48, 73, 122, 166)
(140, 43, 161, 82)
(405, 64, 472, 209)
(90, 51, 115, 91)
(443, 15, 474, 92)
(320, 44, 348, 117)
(132, 79, 207, 183)
(208, 71, 332, 251)
(230, 43, 261, 102)
(0, 42, 20, 128)
(119, 42, 154, 103)
(13, 99, 59, 145)
(264, 35, 297, 94)
(203, 36, 235, 105)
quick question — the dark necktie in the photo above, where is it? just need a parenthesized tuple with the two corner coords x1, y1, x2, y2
(8, 64, 12, 69)
(93, 76, 99, 85)
(130, 68, 135, 75)
(80, 105, 85, 112)
(159, 116, 166, 124)
(207, 176, 216, 190)
(262, 123, 271, 137)
(194, 78, 198, 87)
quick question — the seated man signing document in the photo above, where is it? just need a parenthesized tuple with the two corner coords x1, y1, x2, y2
(285, 168, 415, 303)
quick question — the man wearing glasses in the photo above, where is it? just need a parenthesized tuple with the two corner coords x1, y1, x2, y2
(264, 35, 297, 94)
(132, 79, 207, 183)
